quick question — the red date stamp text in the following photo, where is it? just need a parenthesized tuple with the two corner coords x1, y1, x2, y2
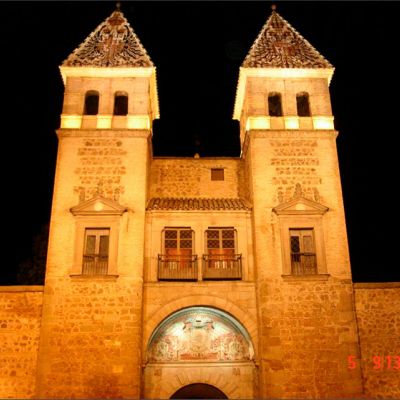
(348, 355, 400, 370)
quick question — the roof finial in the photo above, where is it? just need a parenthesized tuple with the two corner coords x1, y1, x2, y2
(116, 1, 121, 11)
(271, 3, 277, 11)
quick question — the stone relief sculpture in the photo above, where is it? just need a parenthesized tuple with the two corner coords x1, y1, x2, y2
(148, 309, 252, 362)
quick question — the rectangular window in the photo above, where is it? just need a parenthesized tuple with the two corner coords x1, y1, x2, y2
(206, 228, 235, 261)
(165, 228, 194, 267)
(289, 228, 317, 275)
(159, 228, 197, 280)
(211, 168, 224, 181)
(203, 228, 241, 279)
(82, 228, 110, 275)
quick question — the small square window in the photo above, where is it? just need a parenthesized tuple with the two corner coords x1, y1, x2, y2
(211, 168, 224, 181)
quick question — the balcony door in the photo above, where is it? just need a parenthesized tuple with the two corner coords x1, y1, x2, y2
(164, 228, 193, 266)
(289, 228, 317, 274)
(158, 228, 196, 280)
(206, 228, 235, 268)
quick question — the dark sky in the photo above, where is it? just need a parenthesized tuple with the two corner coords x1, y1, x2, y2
(1, 1, 399, 284)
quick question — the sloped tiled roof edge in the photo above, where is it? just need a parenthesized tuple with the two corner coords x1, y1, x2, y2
(62, 10, 153, 67)
(146, 198, 252, 211)
(242, 10, 333, 69)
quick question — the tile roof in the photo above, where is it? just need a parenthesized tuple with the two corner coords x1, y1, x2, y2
(146, 198, 252, 211)
(242, 11, 332, 69)
(62, 10, 153, 67)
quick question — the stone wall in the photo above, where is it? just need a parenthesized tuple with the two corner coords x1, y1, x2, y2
(149, 158, 244, 198)
(258, 278, 362, 398)
(0, 286, 43, 398)
(35, 278, 142, 399)
(354, 283, 400, 398)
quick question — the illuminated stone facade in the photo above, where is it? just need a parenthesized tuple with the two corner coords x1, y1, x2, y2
(0, 7, 399, 399)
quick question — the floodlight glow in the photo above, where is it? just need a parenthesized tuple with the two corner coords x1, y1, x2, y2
(246, 116, 270, 131)
(313, 116, 334, 130)
(61, 115, 82, 129)
(284, 116, 300, 130)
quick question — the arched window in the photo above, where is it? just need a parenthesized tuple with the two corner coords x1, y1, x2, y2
(268, 92, 283, 116)
(113, 92, 128, 116)
(296, 92, 311, 116)
(84, 91, 99, 115)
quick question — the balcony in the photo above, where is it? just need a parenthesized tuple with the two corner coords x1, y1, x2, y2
(202, 254, 242, 280)
(291, 253, 317, 275)
(82, 254, 108, 275)
(158, 254, 198, 281)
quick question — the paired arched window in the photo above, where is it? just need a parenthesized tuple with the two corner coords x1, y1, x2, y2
(114, 92, 128, 116)
(84, 91, 99, 115)
(296, 92, 311, 116)
(268, 92, 283, 117)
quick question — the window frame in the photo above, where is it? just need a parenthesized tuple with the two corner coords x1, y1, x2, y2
(162, 227, 195, 257)
(289, 227, 317, 275)
(204, 227, 237, 255)
(278, 216, 327, 276)
(82, 227, 110, 275)
(72, 216, 120, 276)
(70, 195, 127, 277)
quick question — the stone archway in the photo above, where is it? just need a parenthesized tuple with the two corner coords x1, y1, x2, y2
(171, 383, 227, 399)
(143, 306, 256, 399)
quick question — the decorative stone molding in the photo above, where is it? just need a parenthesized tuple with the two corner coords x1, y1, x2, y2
(273, 195, 329, 215)
(70, 195, 127, 276)
(273, 188, 329, 275)
(70, 194, 127, 216)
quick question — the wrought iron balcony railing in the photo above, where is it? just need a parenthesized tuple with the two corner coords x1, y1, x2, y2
(82, 254, 108, 275)
(291, 253, 317, 275)
(202, 254, 242, 280)
(158, 254, 198, 281)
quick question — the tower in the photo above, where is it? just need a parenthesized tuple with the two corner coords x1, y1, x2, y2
(233, 8, 363, 397)
(35, 8, 158, 398)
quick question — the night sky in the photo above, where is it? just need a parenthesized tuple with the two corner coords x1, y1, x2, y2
(1, 1, 399, 284)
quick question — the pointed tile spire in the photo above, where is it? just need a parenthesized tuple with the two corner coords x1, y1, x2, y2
(62, 9, 153, 67)
(242, 9, 332, 69)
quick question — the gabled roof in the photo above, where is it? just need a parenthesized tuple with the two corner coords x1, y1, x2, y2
(70, 194, 127, 216)
(242, 10, 332, 69)
(272, 196, 328, 216)
(147, 198, 252, 211)
(62, 10, 153, 67)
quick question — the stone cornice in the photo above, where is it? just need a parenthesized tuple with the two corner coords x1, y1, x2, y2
(248, 130, 338, 139)
(57, 129, 152, 139)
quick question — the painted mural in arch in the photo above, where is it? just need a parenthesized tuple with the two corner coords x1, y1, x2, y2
(147, 307, 254, 362)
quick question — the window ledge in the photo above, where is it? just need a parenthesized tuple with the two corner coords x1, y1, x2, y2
(70, 274, 119, 282)
(281, 274, 330, 282)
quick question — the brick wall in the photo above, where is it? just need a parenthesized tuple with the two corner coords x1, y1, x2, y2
(0, 286, 43, 398)
(354, 283, 400, 398)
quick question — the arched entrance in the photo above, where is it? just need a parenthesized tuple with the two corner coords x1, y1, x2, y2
(144, 306, 256, 399)
(171, 383, 227, 399)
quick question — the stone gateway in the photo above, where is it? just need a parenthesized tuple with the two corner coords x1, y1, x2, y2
(0, 5, 399, 399)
